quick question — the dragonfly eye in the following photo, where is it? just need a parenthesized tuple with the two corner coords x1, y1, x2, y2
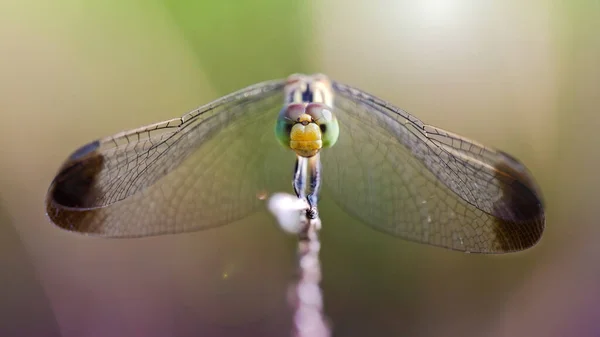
(306, 103, 339, 148)
(275, 104, 305, 148)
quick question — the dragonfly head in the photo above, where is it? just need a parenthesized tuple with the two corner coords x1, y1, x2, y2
(275, 102, 339, 157)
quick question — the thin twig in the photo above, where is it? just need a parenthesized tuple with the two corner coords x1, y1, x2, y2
(267, 193, 331, 337)
(290, 216, 330, 337)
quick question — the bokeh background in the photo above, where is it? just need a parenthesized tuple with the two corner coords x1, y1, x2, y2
(1, 0, 599, 336)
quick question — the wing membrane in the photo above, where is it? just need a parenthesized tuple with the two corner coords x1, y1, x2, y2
(46, 80, 294, 237)
(45, 77, 545, 250)
(323, 81, 544, 253)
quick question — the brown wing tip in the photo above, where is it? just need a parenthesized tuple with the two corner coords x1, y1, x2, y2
(46, 140, 107, 234)
(492, 151, 545, 252)
(45, 201, 101, 234)
(46, 140, 104, 209)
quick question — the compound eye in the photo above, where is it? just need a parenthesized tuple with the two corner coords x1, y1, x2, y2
(281, 103, 306, 122)
(305, 103, 328, 121)
(275, 104, 306, 148)
(305, 103, 339, 148)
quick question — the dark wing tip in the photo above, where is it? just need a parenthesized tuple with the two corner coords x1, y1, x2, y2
(47, 140, 104, 209)
(46, 141, 106, 234)
(492, 151, 545, 252)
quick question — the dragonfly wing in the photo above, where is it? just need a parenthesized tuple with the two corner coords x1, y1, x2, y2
(46, 80, 295, 237)
(321, 81, 545, 253)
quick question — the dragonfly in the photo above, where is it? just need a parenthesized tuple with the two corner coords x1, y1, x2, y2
(45, 73, 545, 253)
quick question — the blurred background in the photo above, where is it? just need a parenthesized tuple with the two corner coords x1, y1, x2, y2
(0, 0, 599, 336)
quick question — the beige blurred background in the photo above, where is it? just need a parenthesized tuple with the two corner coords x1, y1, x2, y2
(0, 0, 599, 336)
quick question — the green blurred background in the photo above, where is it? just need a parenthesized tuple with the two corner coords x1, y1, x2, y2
(1, 0, 599, 336)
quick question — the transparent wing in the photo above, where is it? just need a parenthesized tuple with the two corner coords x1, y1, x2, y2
(46, 80, 295, 237)
(322, 81, 545, 253)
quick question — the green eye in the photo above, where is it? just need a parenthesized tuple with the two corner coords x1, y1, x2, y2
(318, 118, 339, 148)
(306, 103, 339, 148)
(275, 117, 293, 148)
(275, 104, 303, 148)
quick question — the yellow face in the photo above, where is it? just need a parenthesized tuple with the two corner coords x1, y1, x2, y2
(289, 113, 323, 157)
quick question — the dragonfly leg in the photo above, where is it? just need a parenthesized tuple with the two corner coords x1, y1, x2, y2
(306, 154, 321, 219)
(293, 156, 308, 201)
